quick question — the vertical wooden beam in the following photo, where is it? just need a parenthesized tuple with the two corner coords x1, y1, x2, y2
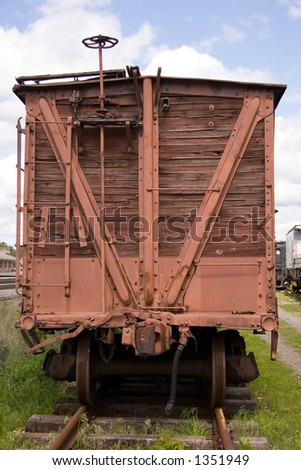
(264, 99, 276, 285)
(263, 93, 278, 359)
(152, 82, 160, 295)
(139, 78, 158, 305)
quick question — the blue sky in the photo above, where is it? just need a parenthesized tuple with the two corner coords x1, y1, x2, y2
(0, 0, 301, 245)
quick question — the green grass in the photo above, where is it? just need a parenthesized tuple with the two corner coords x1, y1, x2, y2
(0, 300, 65, 449)
(277, 291, 301, 316)
(276, 291, 301, 353)
(279, 320, 301, 354)
(243, 330, 301, 449)
(73, 409, 211, 450)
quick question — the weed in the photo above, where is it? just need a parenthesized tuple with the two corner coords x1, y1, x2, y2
(238, 438, 254, 450)
(142, 417, 152, 434)
(178, 407, 210, 436)
(73, 414, 90, 449)
(151, 435, 188, 450)
(232, 409, 260, 437)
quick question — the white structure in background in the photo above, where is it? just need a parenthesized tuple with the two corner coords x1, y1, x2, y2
(0, 245, 16, 273)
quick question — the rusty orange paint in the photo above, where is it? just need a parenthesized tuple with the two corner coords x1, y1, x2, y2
(14, 58, 286, 359)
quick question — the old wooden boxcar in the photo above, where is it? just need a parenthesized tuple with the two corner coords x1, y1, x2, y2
(14, 35, 286, 408)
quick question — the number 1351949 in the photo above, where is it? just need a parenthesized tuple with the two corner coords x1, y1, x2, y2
(194, 454, 250, 466)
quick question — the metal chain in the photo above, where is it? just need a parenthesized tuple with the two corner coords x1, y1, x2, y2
(99, 341, 116, 363)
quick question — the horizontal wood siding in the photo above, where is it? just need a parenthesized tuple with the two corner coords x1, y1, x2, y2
(158, 93, 266, 257)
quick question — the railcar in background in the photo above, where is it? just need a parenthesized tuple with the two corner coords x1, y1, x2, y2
(285, 225, 301, 292)
(275, 241, 287, 289)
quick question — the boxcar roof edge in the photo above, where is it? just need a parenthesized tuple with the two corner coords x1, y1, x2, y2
(13, 69, 287, 108)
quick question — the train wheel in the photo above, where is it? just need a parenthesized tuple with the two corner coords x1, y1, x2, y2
(210, 331, 226, 407)
(76, 330, 96, 406)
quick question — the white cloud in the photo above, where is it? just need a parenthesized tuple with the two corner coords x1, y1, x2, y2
(37, 0, 111, 15)
(0, 99, 24, 157)
(290, 5, 301, 16)
(0, 154, 18, 245)
(0, 3, 155, 97)
(275, 113, 301, 186)
(143, 45, 274, 83)
(199, 35, 220, 52)
(199, 14, 270, 53)
(284, 88, 301, 103)
(274, 113, 301, 238)
(198, 22, 245, 53)
(275, 205, 301, 240)
(279, 0, 301, 18)
(113, 22, 156, 65)
(221, 23, 246, 44)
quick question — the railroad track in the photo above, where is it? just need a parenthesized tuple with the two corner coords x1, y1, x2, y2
(0, 275, 19, 300)
(48, 405, 237, 450)
(0, 275, 16, 290)
(21, 379, 269, 450)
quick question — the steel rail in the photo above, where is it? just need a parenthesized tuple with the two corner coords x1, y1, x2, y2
(0, 284, 15, 290)
(214, 407, 234, 450)
(0, 276, 16, 290)
(49, 404, 87, 450)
